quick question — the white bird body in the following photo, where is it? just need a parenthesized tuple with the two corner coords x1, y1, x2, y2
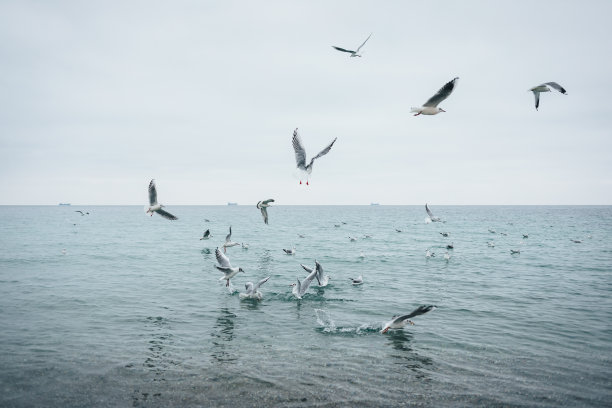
(381, 305, 436, 334)
(292, 128, 337, 185)
(145, 180, 178, 220)
(283, 246, 296, 255)
(222, 226, 240, 252)
(291, 265, 319, 299)
(412, 77, 459, 116)
(215, 247, 244, 287)
(425, 203, 441, 222)
(240, 276, 270, 300)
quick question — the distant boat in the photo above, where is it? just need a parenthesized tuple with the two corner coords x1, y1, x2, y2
(370, 203, 380, 206)
(59, 203, 71, 206)
(227, 202, 238, 206)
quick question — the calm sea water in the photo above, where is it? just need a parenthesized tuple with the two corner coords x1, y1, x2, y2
(0, 205, 610, 407)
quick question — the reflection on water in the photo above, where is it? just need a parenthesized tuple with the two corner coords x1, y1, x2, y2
(257, 249, 273, 272)
(200, 248, 212, 259)
(385, 330, 433, 378)
(240, 297, 261, 311)
(210, 308, 237, 363)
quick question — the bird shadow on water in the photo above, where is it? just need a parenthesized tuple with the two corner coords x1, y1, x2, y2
(210, 308, 238, 364)
(385, 330, 434, 378)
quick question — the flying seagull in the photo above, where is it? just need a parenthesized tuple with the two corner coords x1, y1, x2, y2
(425, 204, 441, 222)
(145, 179, 178, 220)
(222, 226, 240, 252)
(290, 264, 319, 299)
(256, 199, 274, 225)
(74, 210, 89, 216)
(292, 128, 337, 185)
(200, 229, 211, 240)
(240, 276, 271, 300)
(300, 260, 329, 287)
(529, 82, 567, 110)
(411, 77, 459, 116)
(332, 33, 372, 57)
(381, 305, 436, 334)
(215, 247, 244, 287)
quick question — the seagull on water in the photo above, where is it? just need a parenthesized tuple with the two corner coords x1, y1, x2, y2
(446, 242, 454, 250)
(349, 275, 363, 285)
(292, 128, 337, 185)
(240, 276, 270, 300)
(241, 243, 249, 250)
(256, 199, 274, 225)
(425, 204, 441, 222)
(215, 247, 244, 287)
(411, 77, 459, 116)
(440, 232, 449, 237)
(283, 246, 296, 255)
(426, 249, 436, 258)
(222, 226, 240, 252)
(290, 264, 319, 299)
(332, 33, 372, 57)
(529, 82, 567, 110)
(444, 252, 451, 261)
(510, 249, 521, 255)
(381, 305, 437, 334)
(200, 229, 212, 240)
(145, 179, 178, 220)
(300, 260, 329, 287)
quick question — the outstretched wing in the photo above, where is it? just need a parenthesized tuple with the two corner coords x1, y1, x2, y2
(533, 90, 540, 110)
(262, 198, 275, 205)
(332, 46, 354, 53)
(156, 209, 178, 220)
(396, 305, 436, 323)
(314, 260, 324, 286)
(355, 33, 372, 53)
(423, 77, 459, 107)
(292, 128, 307, 170)
(225, 226, 232, 243)
(148, 179, 158, 206)
(300, 263, 314, 273)
(425, 203, 435, 218)
(215, 247, 232, 268)
(544, 82, 567, 94)
(308, 137, 337, 168)
(253, 276, 270, 291)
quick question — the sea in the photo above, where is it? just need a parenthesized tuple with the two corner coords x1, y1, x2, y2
(0, 205, 610, 407)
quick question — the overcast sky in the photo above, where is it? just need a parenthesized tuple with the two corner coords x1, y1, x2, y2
(1, 0, 611, 205)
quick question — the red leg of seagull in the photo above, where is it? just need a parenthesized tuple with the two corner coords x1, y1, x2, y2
(300, 180, 302, 184)
(306, 181, 309, 185)
(414, 112, 422, 116)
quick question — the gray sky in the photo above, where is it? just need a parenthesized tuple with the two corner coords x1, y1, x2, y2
(1, 0, 611, 205)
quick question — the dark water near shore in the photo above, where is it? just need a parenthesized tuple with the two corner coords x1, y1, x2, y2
(0, 205, 611, 407)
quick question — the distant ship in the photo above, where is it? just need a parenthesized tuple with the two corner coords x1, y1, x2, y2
(58, 203, 71, 206)
(227, 202, 238, 206)
(370, 203, 380, 206)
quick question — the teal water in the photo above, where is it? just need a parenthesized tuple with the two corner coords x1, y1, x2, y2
(0, 205, 610, 407)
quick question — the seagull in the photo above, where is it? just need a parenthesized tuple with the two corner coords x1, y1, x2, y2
(411, 77, 459, 116)
(222, 226, 240, 252)
(349, 275, 363, 285)
(381, 305, 437, 334)
(359, 251, 366, 259)
(334, 224, 341, 228)
(215, 247, 244, 287)
(348, 236, 357, 242)
(241, 243, 249, 250)
(283, 246, 296, 255)
(240, 276, 270, 300)
(523, 234, 529, 239)
(256, 199, 274, 225)
(290, 264, 319, 299)
(488, 229, 496, 234)
(443, 252, 451, 261)
(298, 234, 306, 238)
(363, 234, 372, 239)
(510, 249, 521, 255)
(570, 239, 582, 243)
(446, 242, 454, 250)
(145, 179, 178, 220)
(200, 229, 212, 240)
(292, 128, 337, 185)
(529, 82, 567, 110)
(487, 241, 495, 247)
(425, 249, 435, 258)
(74, 210, 89, 216)
(395, 228, 402, 233)
(425, 204, 441, 222)
(332, 33, 372, 57)
(440, 232, 449, 237)
(300, 260, 329, 287)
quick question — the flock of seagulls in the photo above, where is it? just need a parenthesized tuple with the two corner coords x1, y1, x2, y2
(138, 35, 570, 335)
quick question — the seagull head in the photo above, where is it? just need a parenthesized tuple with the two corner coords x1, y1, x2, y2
(238, 268, 245, 273)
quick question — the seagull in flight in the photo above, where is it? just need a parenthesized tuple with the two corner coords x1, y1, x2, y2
(200, 229, 212, 240)
(222, 226, 240, 252)
(300, 260, 329, 287)
(292, 128, 337, 185)
(411, 77, 459, 116)
(145, 179, 178, 220)
(256, 199, 274, 225)
(381, 305, 436, 334)
(240, 276, 271, 300)
(215, 247, 244, 287)
(74, 210, 89, 216)
(425, 203, 441, 222)
(332, 33, 372, 57)
(529, 82, 567, 110)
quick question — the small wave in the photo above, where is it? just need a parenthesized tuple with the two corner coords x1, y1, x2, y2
(314, 309, 380, 335)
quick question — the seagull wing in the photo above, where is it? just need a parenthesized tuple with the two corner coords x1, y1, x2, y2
(425, 203, 435, 218)
(394, 305, 436, 323)
(355, 33, 372, 53)
(308, 137, 337, 168)
(314, 260, 324, 285)
(544, 82, 567, 94)
(225, 226, 232, 243)
(332, 46, 355, 53)
(148, 179, 158, 206)
(300, 267, 319, 295)
(300, 263, 314, 273)
(533, 90, 540, 110)
(215, 247, 232, 268)
(203, 229, 210, 238)
(260, 207, 269, 224)
(292, 128, 307, 170)
(423, 77, 459, 107)
(244, 282, 254, 294)
(253, 276, 270, 291)
(262, 198, 275, 205)
(156, 209, 178, 220)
